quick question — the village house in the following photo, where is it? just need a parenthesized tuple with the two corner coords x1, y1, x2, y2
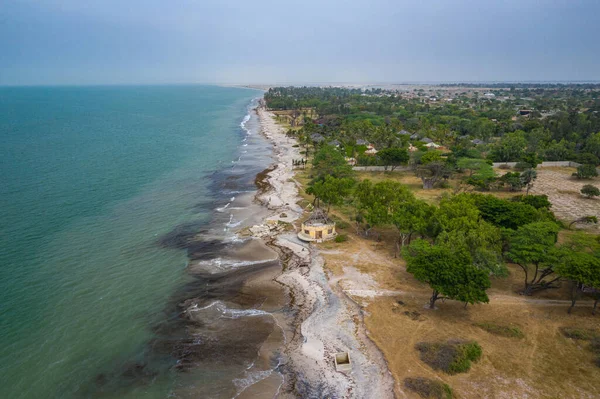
(311, 133, 325, 143)
(364, 144, 378, 155)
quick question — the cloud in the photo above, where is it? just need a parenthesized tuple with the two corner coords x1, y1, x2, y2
(1, 0, 599, 84)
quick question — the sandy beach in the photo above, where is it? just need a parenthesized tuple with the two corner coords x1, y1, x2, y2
(246, 105, 396, 398)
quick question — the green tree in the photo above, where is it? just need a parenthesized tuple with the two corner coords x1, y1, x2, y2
(436, 224, 506, 277)
(420, 150, 443, 165)
(457, 158, 491, 177)
(499, 172, 524, 191)
(462, 160, 497, 191)
(415, 161, 451, 189)
(584, 132, 600, 159)
(573, 164, 599, 179)
(488, 131, 527, 162)
(404, 239, 491, 309)
(471, 194, 543, 229)
(555, 248, 600, 314)
(311, 145, 354, 182)
(581, 184, 600, 199)
(431, 194, 480, 235)
(520, 169, 538, 195)
(354, 180, 411, 235)
(505, 222, 561, 295)
(377, 147, 409, 171)
(511, 194, 551, 210)
(306, 176, 355, 213)
(392, 198, 433, 254)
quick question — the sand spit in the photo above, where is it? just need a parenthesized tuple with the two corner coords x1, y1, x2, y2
(251, 106, 396, 398)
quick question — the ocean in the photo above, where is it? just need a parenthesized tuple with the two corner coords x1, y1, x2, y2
(0, 85, 284, 398)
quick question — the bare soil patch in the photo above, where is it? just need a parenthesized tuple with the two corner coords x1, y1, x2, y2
(528, 168, 600, 230)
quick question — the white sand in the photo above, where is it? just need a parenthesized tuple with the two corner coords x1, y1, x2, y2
(251, 106, 396, 398)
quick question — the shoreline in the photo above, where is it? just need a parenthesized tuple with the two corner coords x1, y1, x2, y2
(249, 104, 396, 398)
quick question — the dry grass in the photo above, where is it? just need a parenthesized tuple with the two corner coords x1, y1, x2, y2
(314, 222, 600, 398)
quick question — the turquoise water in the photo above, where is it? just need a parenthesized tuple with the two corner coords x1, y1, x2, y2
(0, 85, 261, 398)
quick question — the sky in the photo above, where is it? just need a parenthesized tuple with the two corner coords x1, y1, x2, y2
(1, 0, 599, 85)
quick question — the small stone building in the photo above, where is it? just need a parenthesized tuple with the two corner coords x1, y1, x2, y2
(298, 209, 336, 242)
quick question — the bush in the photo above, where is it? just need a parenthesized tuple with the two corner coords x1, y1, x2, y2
(448, 342, 482, 374)
(577, 152, 600, 166)
(511, 194, 551, 209)
(581, 184, 600, 198)
(416, 341, 482, 375)
(334, 234, 348, 243)
(404, 377, 453, 399)
(475, 322, 524, 338)
(335, 221, 350, 229)
(514, 161, 532, 171)
(573, 164, 599, 179)
(498, 163, 512, 170)
(560, 327, 598, 340)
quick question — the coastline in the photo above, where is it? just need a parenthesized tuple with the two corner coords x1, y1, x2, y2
(250, 104, 396, 398)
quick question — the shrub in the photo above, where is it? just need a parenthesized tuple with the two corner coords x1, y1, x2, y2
(416, 341, 482, 375)
(498, 163, 512, 170)
(577, 152, 600, 166)
(511, 194, 551, 209)
(334, 234, 348, 243)
(573, 164, 599, 179)
(475, 322, 525, 338)
(581, 184, 600, 198)
(448, 342, 482, 374)
(560, 327, 598, 340)
(404, 377, 454, 399)
(335, 221, 350, 229)
(514, 161, 532, 171)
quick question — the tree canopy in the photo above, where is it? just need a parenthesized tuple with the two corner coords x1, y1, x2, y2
(404, 239, 491, 309)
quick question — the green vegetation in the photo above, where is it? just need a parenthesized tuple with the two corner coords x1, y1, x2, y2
(581, 184, 600, 198)
(505, 222, 561, 295)
(475, 322, 525, 338)
(404, 240, 491, 309)
(574, 164, 599, 179)
(265, 85, 600, 170)
(271, 86, 600, 316)
(560, 327, 598, 341)
(403, 377, 454, 399)
(334, 234, 348, 243)
(416, 341, 483, 375)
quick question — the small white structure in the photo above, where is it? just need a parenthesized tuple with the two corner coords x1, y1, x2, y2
(334, 352, 352, 372)
(298, 209, 336, 243)
(364, 144, 378, 155)
(424, 142, 440, 149)
(345, 157, 357, 166)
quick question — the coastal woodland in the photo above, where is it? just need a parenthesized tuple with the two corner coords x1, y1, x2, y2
(265, 85, 600, 398)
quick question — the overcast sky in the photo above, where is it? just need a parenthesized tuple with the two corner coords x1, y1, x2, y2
(1, 0, 599, 85)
